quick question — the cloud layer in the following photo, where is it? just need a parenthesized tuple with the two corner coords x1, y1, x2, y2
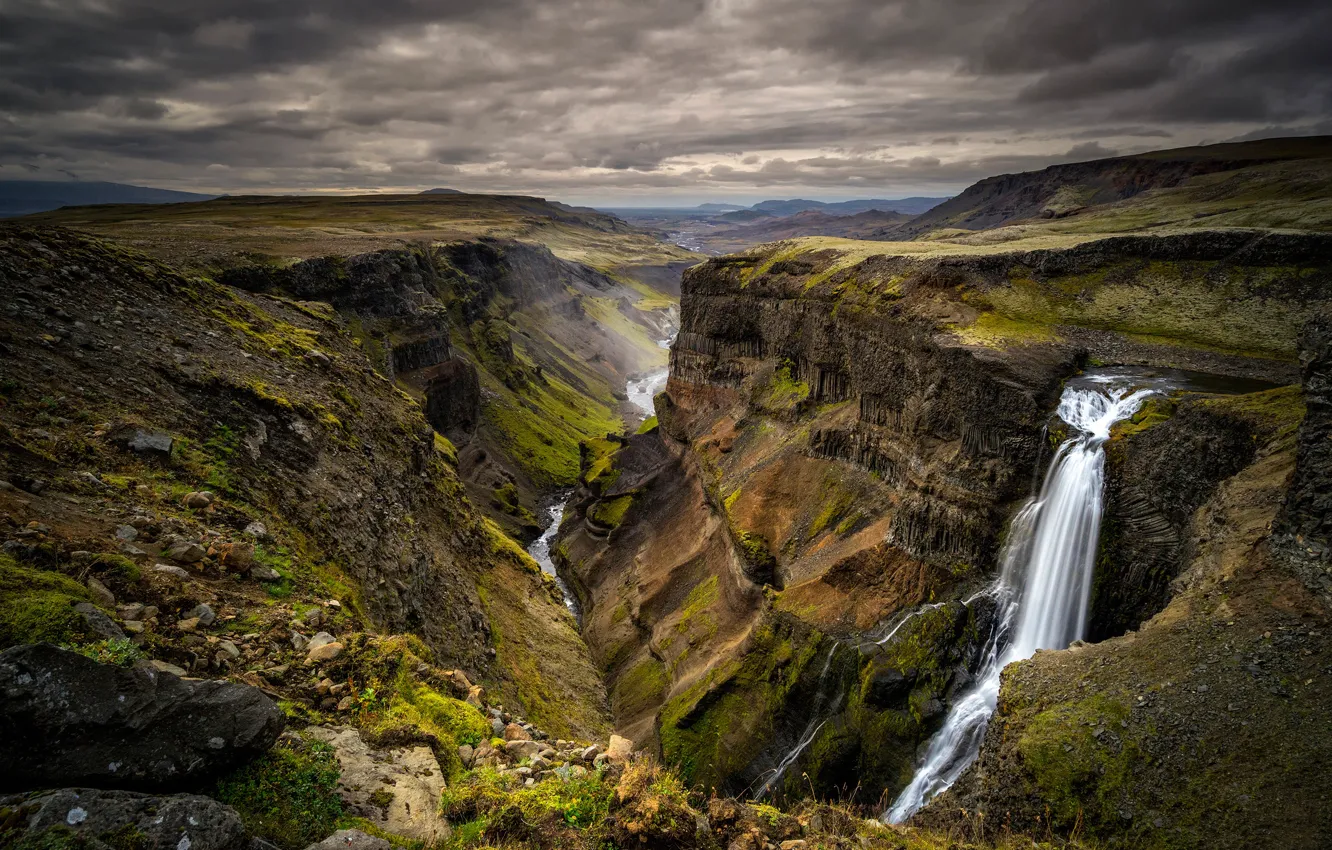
(1, 0, 1329, 202)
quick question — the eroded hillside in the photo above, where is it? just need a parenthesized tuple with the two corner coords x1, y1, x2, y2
(556, 228, 1332, 847)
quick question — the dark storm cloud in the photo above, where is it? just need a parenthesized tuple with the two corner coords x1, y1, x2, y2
(0, 0, 1327, 200)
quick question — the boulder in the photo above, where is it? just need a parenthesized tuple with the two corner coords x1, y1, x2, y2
(86, 576, 117, 607)
(606, 733, 634, 763)
(166, 540, 206, 563)
(503, 722, 531, 741)
(305, 829, 401, 850)
(2, 787, 248, 850)
(504, 740, 542, 761)
(0, 644, 284, 791)
(305, 727, 449, 844)
(106, 425, 174, 460)
(153, 563, 192, 581)
(73, 602, 127, 641)
(308, 641, 344, 663)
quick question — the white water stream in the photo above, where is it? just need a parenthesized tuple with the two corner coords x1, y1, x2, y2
(626, 337, 673, 417)
(528, 496, 577, 614)
(885, 377, 1156, 823)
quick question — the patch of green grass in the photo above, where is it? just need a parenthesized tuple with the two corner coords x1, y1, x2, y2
(64, 638, 144, 666)
(590, 494, 634, 529)
(0, 554, 95, 649)
(760, 362, 810, 412)
(635, 415, 659, 434)
(613, 656, 668, 719)
(214, 735, 344, 850)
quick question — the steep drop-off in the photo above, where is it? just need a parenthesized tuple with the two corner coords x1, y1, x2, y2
(0, 225, 609, 739)
(556, 229, 1331, 842)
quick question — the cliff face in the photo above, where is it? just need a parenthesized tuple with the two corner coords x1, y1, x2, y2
(925, 329, 1330, 850)
(0, 225, 609, 739)
(220, 238, 675, 540)
(559, 231, 1331, 818)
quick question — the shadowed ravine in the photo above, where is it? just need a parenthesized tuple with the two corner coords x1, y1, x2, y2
(886, 375, 1158, 822)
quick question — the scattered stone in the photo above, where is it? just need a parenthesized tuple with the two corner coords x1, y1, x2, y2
(184, 491, 213, 510)
(106, 425, 174, 459)
(215, 541, 254, 570)
(176, 617, 201, 633)
(73, 602, 126, 641)
(580, 744, 601, 762)
(122, 620, 145, 635)
(305, 349, 332, 367)
(218, 640, 241, 660)
(503, 722, 531, 742)
(491, 717, 505, 737)
(336, 695, 356, 712)
(251, 565, 281, 581)
(780, 841, 808, 850)
(304, 829, 399, 850)
(166, 540, 206, 563)
(0, 644, 284, 790)
(292, 631, 310, 652)
(317, 678, 334, 696)
(308, 631, 337, 650)
(117, 541, 147, 557)
(86, 576, 116, 607)
(308, 641, 344, 663)
(306, 727, 449, 844)
(2, 788, 246, 850)
(143, 605, 160, 620)
(74, 471, 107, 488)
(114, 524, 138, 542)
(118, 602, 146, 621)
(243, 521, 269, 539)
(466, 685, 485, 707)
(153, 563, 191, 581)
(458, 744, 475, 767)
(504, 740, 542, 760)
(189, 603, 216, 627)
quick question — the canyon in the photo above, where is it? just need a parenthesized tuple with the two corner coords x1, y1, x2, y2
(2, 138, 1331, 850)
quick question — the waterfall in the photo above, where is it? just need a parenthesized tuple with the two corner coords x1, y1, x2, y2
(885, 378, 1156, 823)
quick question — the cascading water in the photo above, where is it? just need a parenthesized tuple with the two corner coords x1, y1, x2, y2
(528, 495, 578, 615)
(885, 377, 1156, 823)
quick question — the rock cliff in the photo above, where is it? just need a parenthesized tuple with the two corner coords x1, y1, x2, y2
(557, 228, 1332, 838)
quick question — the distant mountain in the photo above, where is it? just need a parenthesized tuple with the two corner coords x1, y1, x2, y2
(722, 208, 913, 243)
(695, 202, 748, 212)
(421, 187, 465, 194)
(0, 181, 217, 218)
(716, 209, 774, 223)
(900, 135, 1332, 236)
(751, 197, 950, 216)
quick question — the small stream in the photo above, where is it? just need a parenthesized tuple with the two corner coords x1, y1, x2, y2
(527, 495, 578, 616)
(625, 337, 673, 417)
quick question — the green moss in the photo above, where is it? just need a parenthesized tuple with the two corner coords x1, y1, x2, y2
(213, 735, 344, 850)
(659, 618, 820, 789)
(1016, 694, 1146, 830)
(808, 484, 855, 539)
(581, 437, 622, 493)
(590, 494, 634, 529)
(0, 554, 95, 649)
(1197, 384, 1305, 444)
(613, 656, 668, 719)
(635, 415, 659, 434)
(1110, 395, 1177, 442)
(760, 362, 810, 412)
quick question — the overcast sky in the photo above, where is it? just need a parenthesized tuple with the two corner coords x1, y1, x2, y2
(1, 0, 1329, 205)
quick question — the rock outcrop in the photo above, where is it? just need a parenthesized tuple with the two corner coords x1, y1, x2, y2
(0, 644, 284, 791)
(2, 788, 249, 850)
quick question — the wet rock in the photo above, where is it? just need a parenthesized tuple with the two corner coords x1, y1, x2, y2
(2, 787, 248, 850)
(0, 644, 284, 790)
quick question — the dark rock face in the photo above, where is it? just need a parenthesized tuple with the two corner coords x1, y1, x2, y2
(1276, 310, 1332, 601)
(1, 788, 248, 850)
(425, 357, 481, 442)
(0, 644, 284, 791)
(1092, 403, 1257, 640)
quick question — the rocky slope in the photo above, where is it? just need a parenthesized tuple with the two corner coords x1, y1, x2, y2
(555, 227, 1332, 845)
(895, 136, 1332, 238)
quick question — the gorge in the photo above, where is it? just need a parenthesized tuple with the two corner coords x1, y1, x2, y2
(2, 138, 1331, 850)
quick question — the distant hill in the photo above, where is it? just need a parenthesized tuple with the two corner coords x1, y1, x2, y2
(752, 197, 949, 216)
(716, 209, 774, 223)
(421, 187, 465, 194)
(0, 180, 217, 218)
(695, 202, 747, 212)
(901, 135, 1332, 236)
